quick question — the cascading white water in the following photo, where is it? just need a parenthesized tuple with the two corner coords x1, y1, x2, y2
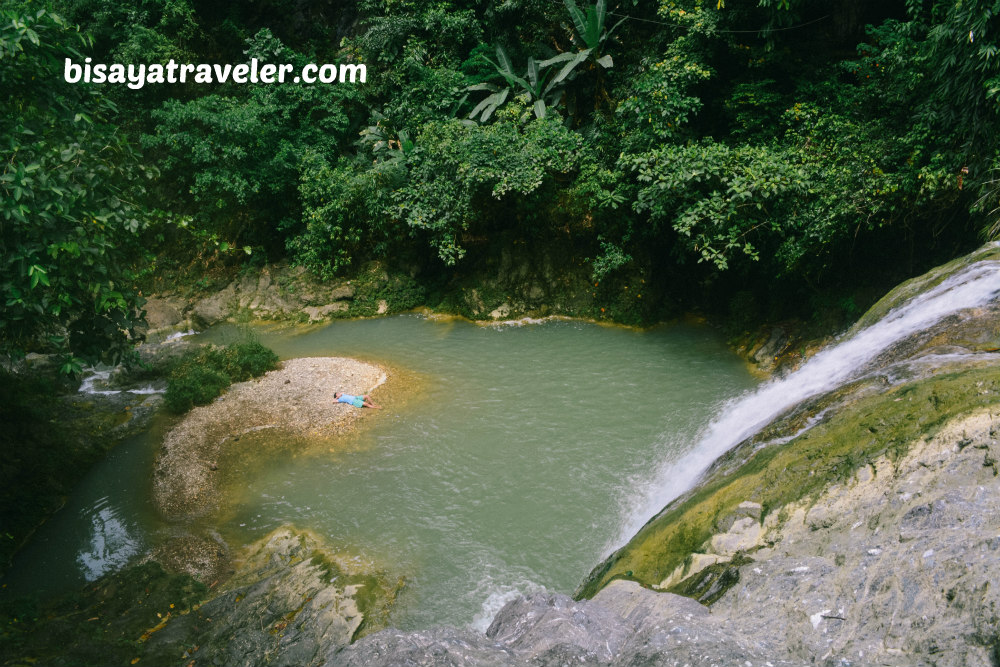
(78, 366, 163, 395)
(617, 253, 1000, 546)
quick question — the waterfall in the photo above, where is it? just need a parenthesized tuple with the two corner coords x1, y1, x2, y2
(617, 252, 1000, 547)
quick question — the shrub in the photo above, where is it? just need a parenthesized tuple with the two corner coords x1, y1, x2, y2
(220, 341, 280, 382)
(164, 364, 231, 413)
(164, 341, 278, 413)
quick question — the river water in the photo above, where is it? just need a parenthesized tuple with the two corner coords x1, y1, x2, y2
(4, 315, 756, 630)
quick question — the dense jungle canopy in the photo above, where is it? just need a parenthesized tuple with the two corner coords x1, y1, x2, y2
(2, 0, 1000, 364)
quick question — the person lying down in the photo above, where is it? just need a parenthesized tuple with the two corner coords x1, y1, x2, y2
(334, 392, 381, 409)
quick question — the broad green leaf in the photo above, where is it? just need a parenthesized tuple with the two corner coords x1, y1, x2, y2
(495, 45, 514, 76)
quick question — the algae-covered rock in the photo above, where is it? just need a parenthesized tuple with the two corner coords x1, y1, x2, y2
(151, 527, 402, 667)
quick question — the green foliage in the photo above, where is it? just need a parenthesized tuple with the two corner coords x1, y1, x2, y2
(836, 1, 1000, 236)
(354, 0, 482, 68)
(466, 0, 622, 124)
(468, 46, 562, 122)
(616, 47, 712, 150)
(348, 263, 427, 316)
(140, 29, 359, 249)
(625, 140, 807, 270)
(397, 111, 584, 264)
(212, 340, 279, 381)
(373, 59, 468, 136)
(6, 0, 994, 330)
(164, 341, 278, 413)
(1, 5, 152, 366)
(724, 78, 783, 141)
(290, 151, 402, 278)
(589, 240, 632, 281)
(164, 363, 231, 413)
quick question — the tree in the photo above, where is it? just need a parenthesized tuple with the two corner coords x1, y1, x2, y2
(140, 29, 360, 252)
(467, 0, 623, 124)
(467, 46, 562, 122)
(397, 111, 584, 264)
(1, 5, 153, 370)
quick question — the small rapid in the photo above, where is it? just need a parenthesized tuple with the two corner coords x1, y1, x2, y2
(618, 253, 1000, 545)
(78, 366, 162, 396)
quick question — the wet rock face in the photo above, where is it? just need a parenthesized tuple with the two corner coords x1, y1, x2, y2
(147, 528, 401, 667)
(331, 580, 785, 666)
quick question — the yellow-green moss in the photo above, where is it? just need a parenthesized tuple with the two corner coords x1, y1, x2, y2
(578, 364, 1000, 600)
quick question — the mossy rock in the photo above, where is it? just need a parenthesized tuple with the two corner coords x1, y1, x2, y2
(578, 364, 1000, 600)
(851, 241, 1000, 332)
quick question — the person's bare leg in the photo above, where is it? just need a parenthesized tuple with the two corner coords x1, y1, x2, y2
(362, 395, 381, 409)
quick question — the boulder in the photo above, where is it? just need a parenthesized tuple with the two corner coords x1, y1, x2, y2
(190, 282, 236, 328)
(303, 302, 349, 322)
(142, 297, 184, 330)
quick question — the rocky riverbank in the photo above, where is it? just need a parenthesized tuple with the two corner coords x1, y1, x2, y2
(140, 248, 665, 340)
(1, 357, 402, 667)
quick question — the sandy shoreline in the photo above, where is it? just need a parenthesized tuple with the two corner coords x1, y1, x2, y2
(153, 356, 387, 523)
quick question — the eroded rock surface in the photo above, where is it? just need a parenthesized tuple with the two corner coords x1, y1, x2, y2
(707, 409, 1000, 666)
(147, 527, 401, 667)
(332, 579, 793, 666)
